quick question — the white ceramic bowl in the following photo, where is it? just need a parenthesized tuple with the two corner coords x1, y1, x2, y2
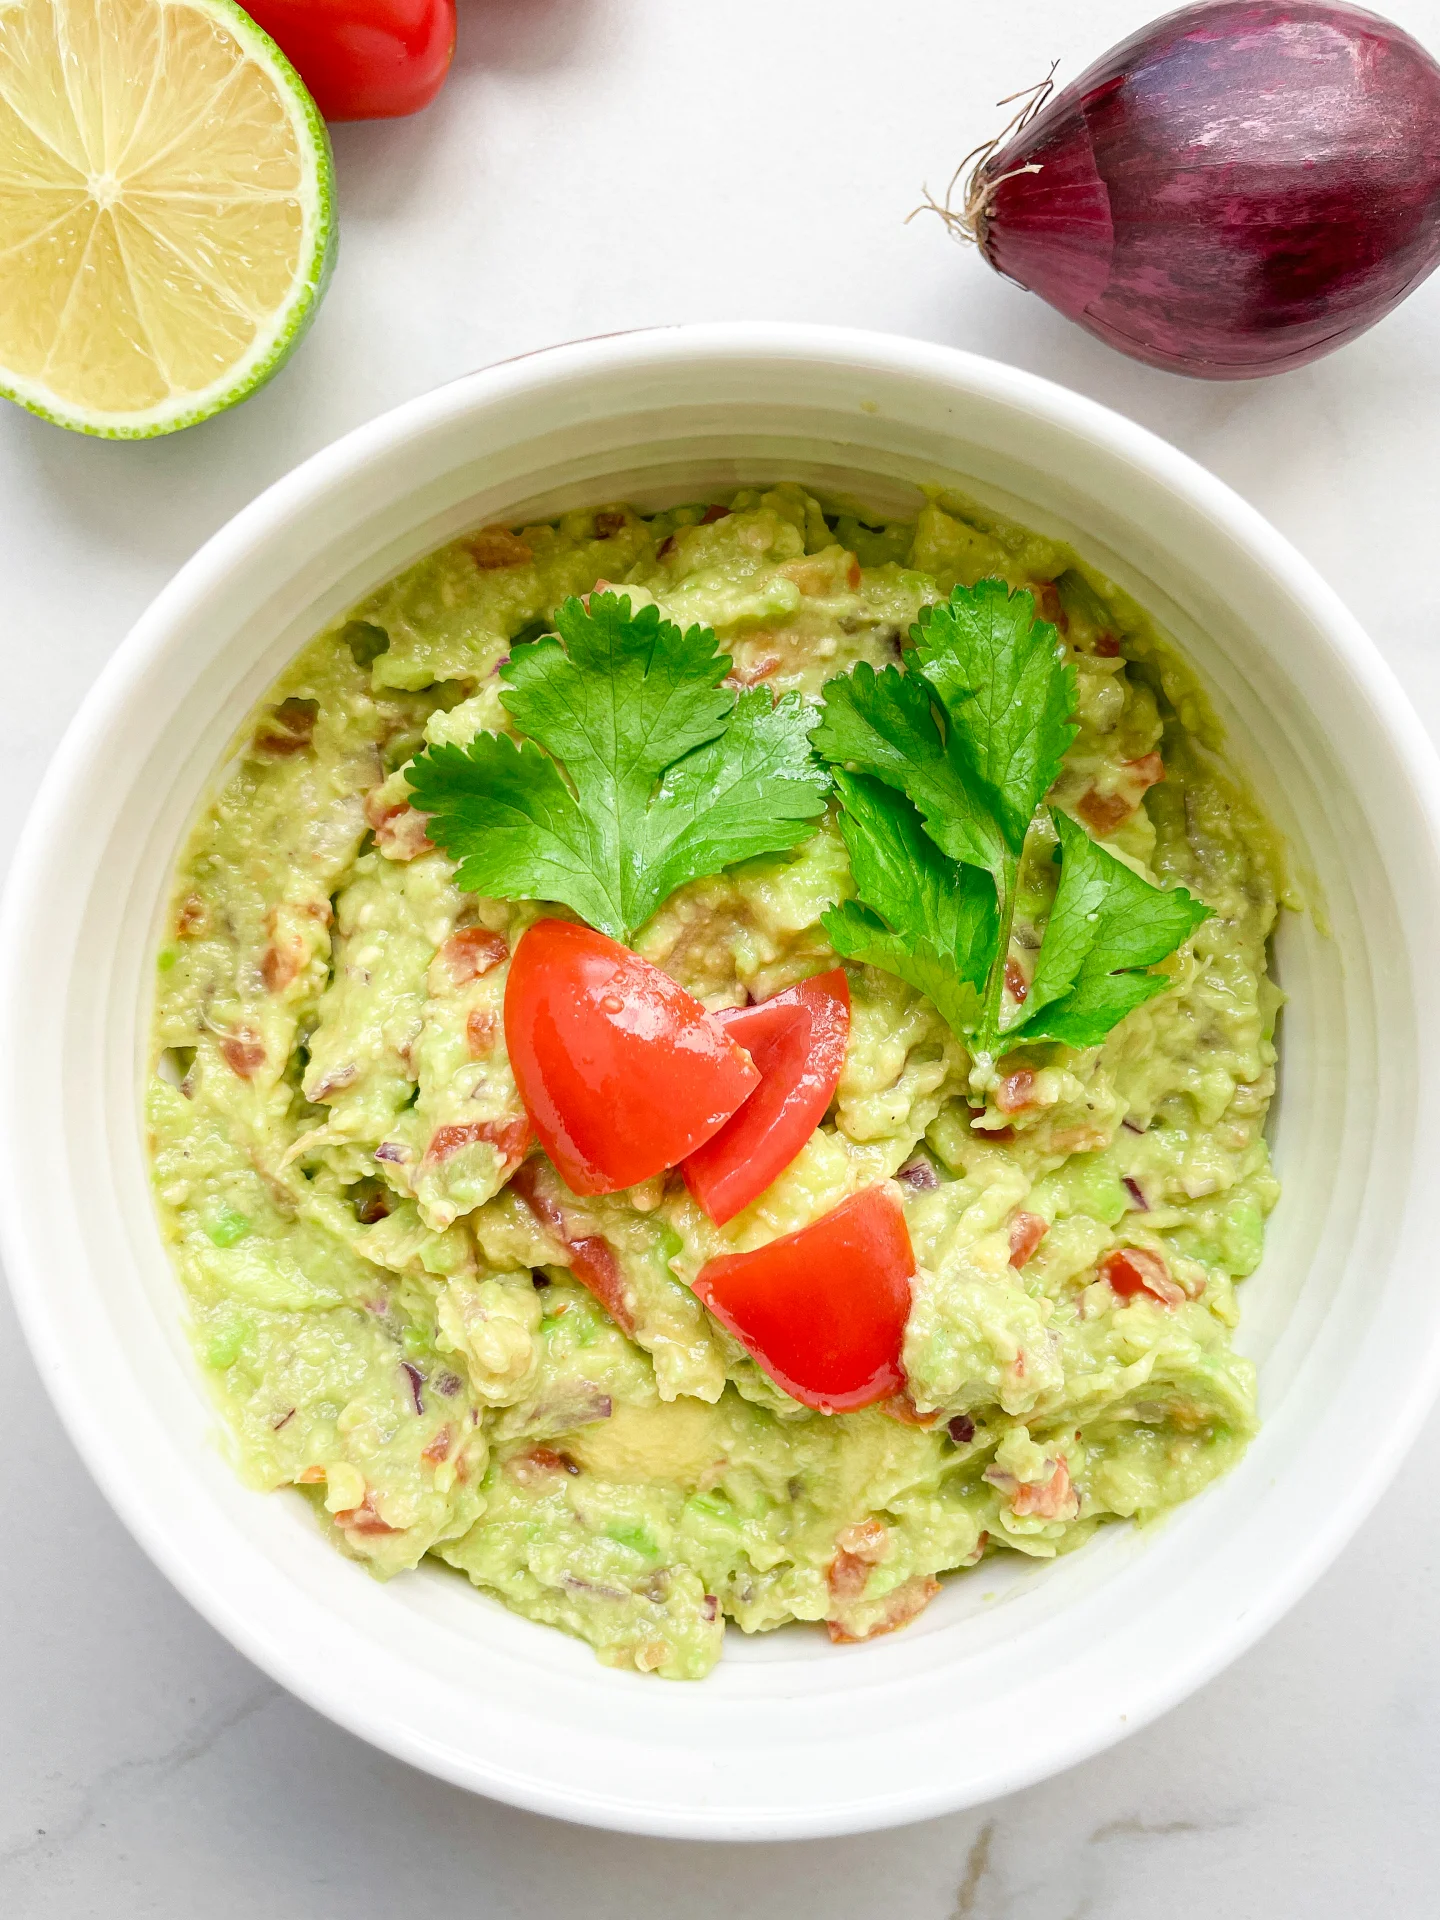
(6, 326, 1440, 1840)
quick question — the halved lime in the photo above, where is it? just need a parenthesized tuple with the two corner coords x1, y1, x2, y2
(0, 0, 336, 437)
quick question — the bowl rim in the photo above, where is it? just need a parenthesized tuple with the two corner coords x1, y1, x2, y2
(7, 322, 1440, 1838)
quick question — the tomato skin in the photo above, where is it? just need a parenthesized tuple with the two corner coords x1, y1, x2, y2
(682, 969, 851, 1225)
(503, 921, 760, 1196)
(510, 1161, 634, 1333)
(243, 1, 456, 121)
(693, 1186, 915, 1413)
(1099, 1246, 1185, 1307)
(1008, 1210, 1048, 1269)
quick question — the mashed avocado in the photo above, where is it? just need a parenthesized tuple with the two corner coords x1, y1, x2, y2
(147, 483, 1285, 1678)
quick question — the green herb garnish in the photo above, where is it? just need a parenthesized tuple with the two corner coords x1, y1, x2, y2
(1017, 809, 1210, 1046)
(816, 579, 1208, 1052)
(823, 770, 997, 1039)
(813, 658, 1009, 881)
(406, 593, 828, 942)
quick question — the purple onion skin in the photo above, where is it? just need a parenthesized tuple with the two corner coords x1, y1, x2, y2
(981, 2, 1440, 377)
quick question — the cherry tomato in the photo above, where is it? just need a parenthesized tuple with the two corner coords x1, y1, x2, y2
(693, 1186, 915, 1413)
(243, 1, 456, 121)
(503, 920, 759, 1196)
(682, 969, 850, 1225)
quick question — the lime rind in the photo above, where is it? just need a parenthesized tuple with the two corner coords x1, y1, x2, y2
(0, 0, 339, 440)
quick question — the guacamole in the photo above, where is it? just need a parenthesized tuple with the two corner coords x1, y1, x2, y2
(147, 484, 1284, 1678)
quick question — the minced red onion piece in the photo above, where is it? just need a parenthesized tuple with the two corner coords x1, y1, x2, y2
(927, 2, 1440, 378)
(400, 1361, 425, 1415)
(530, 1384, 613, 1435)
(563, 1574, 628, 1601)
(1123, 1175, 1150, 1211)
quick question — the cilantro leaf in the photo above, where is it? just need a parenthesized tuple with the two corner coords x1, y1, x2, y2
(503, 593, 733, 793)
(823, 770, 997, 1036)
(406, 593, 828, 941)
(827, 908, 986, 1041)
(633, 687, 830, 928)
(404, 731, 620, 935)
(811, 660, 1007, 880)
(1015, 809, 1211, 1047)
(911, 579, 1078, 855)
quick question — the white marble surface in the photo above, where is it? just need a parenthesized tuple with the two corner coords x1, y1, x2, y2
(4, 0, 1440, 1910)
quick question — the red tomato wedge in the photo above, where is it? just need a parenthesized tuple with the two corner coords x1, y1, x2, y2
(693, 1187, 915, 1413)
(243, 1, 456, 121)
(503, 921, 759, 1196)
(682, 970, 851, 1225)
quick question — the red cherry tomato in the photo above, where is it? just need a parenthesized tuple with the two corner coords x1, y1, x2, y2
(243, 0, 456, 121)
(693, 1187, 915, 1413)
(682, 969, 851, 1225)
(503, 921, 760, 1196)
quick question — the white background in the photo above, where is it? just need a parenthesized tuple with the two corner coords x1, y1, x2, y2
(4, 1, 1440, 1912)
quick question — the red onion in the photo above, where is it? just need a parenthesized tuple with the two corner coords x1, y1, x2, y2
(1122, 1175, 1151, 1211)
(928, 2, 1440, 378)
(401, 1361, 425, 1415)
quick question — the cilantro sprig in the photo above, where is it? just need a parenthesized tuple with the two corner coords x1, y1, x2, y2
(406, 593, 828, 942)
(816, 579, 1209, 1054)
